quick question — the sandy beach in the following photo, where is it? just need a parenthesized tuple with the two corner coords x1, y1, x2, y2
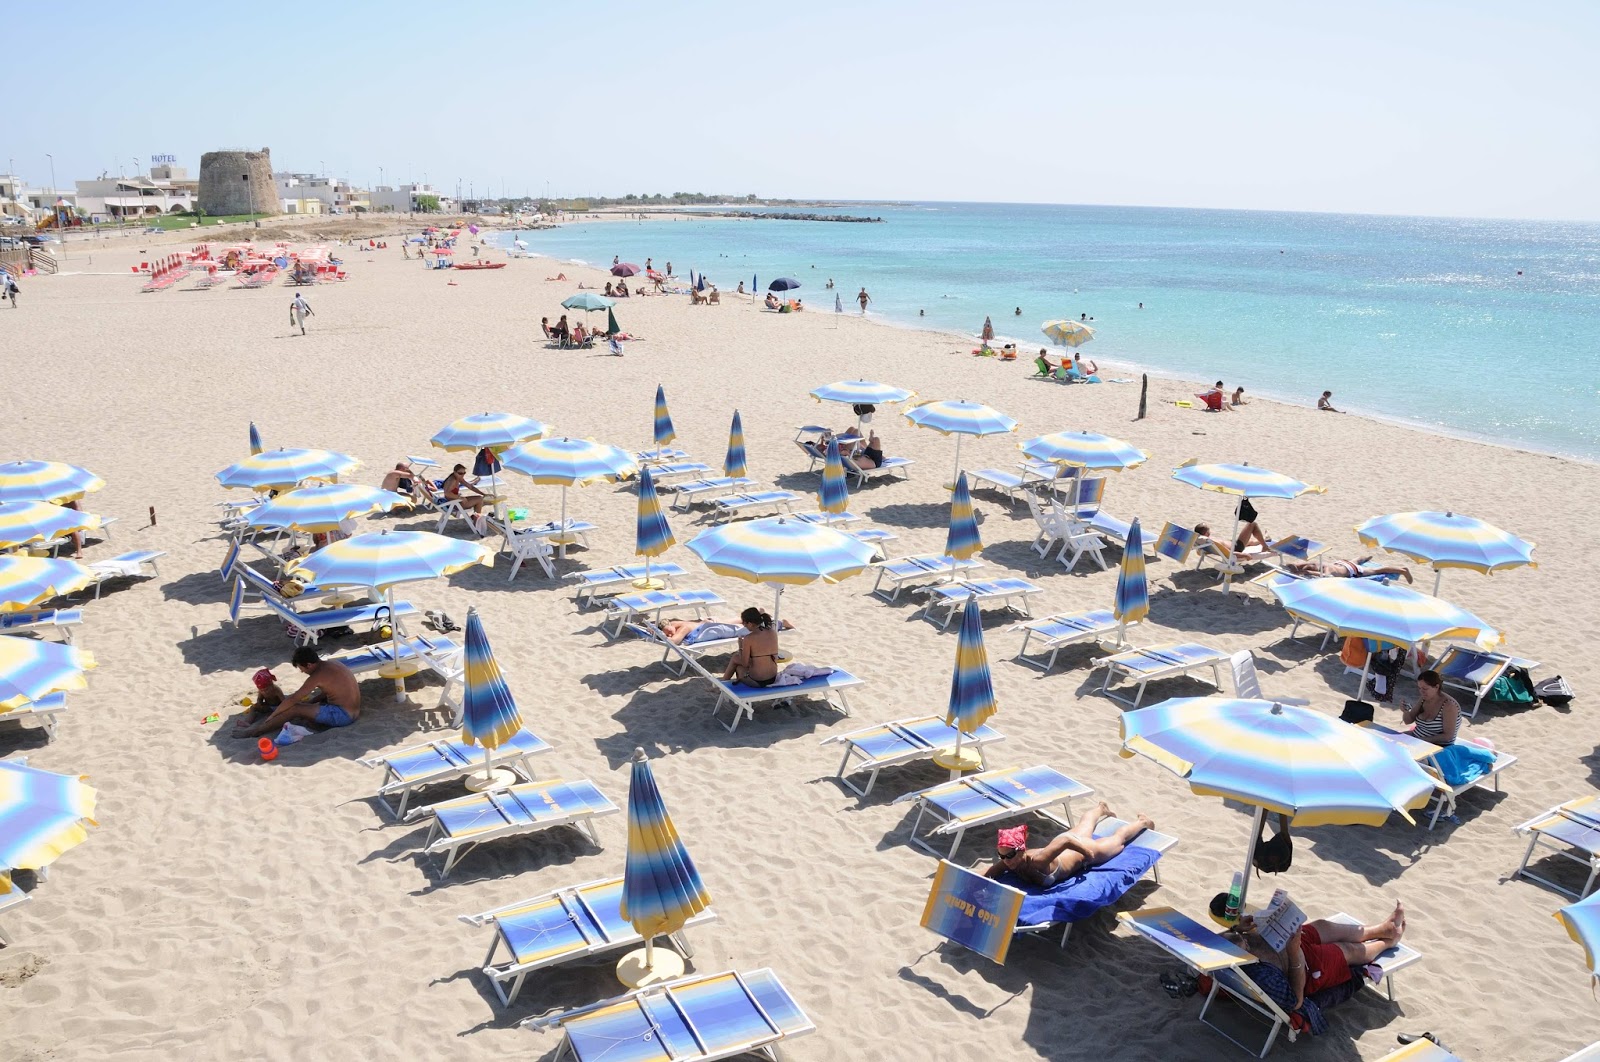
(3, 235, 1596, 1061)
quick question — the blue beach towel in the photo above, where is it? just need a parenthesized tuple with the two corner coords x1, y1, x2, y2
(1433, 742, 1496, 787)
(996, 844, 1162, 926)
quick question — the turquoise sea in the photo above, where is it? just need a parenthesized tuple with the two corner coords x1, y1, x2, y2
(501, 203, 1600, 461)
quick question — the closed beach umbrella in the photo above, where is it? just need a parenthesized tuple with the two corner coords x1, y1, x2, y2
(611, 262, 640, 277)
(1041, 320, 1096, 348)
(607, 307, 620, 336)
(0, 502, 101, 552)
(244, 483, 408, 534)
(687, 515, 877, 634)
(1557, 891, 1600, 984)
(1114, 518, 1149, 643)
(501, 437, 637, 557)
(981, 316, 994, 342)
(634, 467, 675, 590)
(835, 292, 843, 314)
(216, 448, 360, 492)
(0, 760, 97, 882)
(945, 472, 982, 560)
(0, 635, 96, 711)
(0, 461, 105, 506)
(430, 412, 549, 453)
(723, 411, 748, 480)
(0, 556, 96, 613)
(1120, 696, 1435, 909)
(819, 437, 849, 516)
(904, 399, 1018, 489)
(652, 385, 677, 448)
(618, 747, 711, 986)
(943, 590, 998, 772)
(1354, 511, 1536, 595)
(1173, 460, 1325, 591)
(285, 530, 492, 700)
(248, 422, 264, 456)
(459, 606, 525, 789)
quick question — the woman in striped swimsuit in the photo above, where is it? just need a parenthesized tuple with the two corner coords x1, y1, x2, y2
(1401, 669, 1461, 746)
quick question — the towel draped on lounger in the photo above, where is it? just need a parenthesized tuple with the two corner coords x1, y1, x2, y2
(995, 845, 1161, 925)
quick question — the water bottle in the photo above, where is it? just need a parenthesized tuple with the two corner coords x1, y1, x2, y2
(1224, 872, 1243, 923)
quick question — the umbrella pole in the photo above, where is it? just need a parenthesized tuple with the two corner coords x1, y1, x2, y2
(389, 586, 405, 703)
(1237, 805, 1266, 912)
(1432, 568, 1443, 597)
(559, 486, 569, 559)
(951, 435, 964, 491)
(1357, 650, 1374, 699)
(1224, 497, 1243, 594)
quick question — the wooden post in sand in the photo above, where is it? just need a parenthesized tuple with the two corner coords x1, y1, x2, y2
(1137, 374, 1149, 420)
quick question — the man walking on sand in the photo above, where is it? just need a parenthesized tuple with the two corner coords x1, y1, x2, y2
(290, 292, 313, 336)
(857, 287, 870, 314)
(1, 269, 18, 308)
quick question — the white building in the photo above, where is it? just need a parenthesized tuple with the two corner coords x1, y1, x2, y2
(273, 172, 362, 214)
(0, 174, 27, 220)
(368, 183, 456, 214)
(75, 165, 197, 219)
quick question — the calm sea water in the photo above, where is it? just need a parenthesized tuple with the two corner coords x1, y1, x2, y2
(501, 203, 1600, 460)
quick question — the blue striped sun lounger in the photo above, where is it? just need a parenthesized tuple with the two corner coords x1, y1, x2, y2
(605, 588, 725, 636)
(669, 477, 758, 510)
(1513, 795, 1600, 899)
(896, 764, 1093, 859)
(711, 490, 801, 522)
(870, 555, 984, 601)
(569, 562, 689, 607)
(920, 578, 1044, 630)
(645, 461, 713, 484)
(676, 652, 862, 731)
(1434, 644, 1540, 718)
(522, 968, 815, 1062)
(822, 714, 1006, 797)
(263, 593, 419, 645)
(361, 728, 551, 819)
(461, 875, 718, 1005)
(0, 608, 83, 643)
(1011, 608, 1132, 672)
(0, 690, 68, 742)
(966, 468, 1028, 504)
(1097, 642, 1229, 706)
(415, 778, 620, 876)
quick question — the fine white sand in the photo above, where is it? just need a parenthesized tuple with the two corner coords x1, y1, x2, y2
(3, 232, 1597, 1060)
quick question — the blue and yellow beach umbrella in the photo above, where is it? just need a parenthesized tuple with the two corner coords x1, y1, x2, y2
(0, 501, 101, 552)
(809, 380, 916, 407)
(1557, 890, 1600, 983)
(652, 385, 677, 448)
(460, 607, 524, 753)
(1355, 510, 1536, 595)
(724, 411, 748, 480)
(248, 422, 264, 456)
(947, 592, 998, 735)
(430, 412, 549, 453)
(944, 472, 981, 561)
(1022, 431, 1148, 472)
(0, 635, 97, 711)
(1269, 576, 1499, 650)
(244, 484, 407, 534)
(619, 747, 711, 982)
(687, 515, 878, 631)
(904, 399, 1018, 488)
(501, 436, 637, 558)
(0, 461, 105, 505)
(1121, 696, 1434, 908)
(215, 448, 360, 492)
(0, 760, 97, 878)
(0, 557, 95, 613)
(819, 437, 849, 516)
(1114, 517, 1149, 638)
(1172, 460, 1323, 500)
(634, 466, 676, 589)
(1041, 320, 1095, 347)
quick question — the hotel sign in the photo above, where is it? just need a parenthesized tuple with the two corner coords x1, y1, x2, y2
(151, 154, 176, 164)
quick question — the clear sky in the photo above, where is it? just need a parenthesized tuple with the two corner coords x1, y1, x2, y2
(9, 0, 1598, 220)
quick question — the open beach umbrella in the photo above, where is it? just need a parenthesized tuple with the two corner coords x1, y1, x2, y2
(0, 556, 95, 613)
(768, 277, 800, 294)
(459, 606, 525, 789)
(1022, 430, 1150, 509)
(244, 484, 408, 534)
(904, 400, 1018, 489)
(611, 262, 640, 277)
(1041, 320, 1095, 347)
(618, 747, 711, 986)
(1114, 518, 1149, 643)
(0, 461, 105, 505)
(430, 413, 549, 453)
(285, 530, 492, 700)
(652, 385, 676, 448)
(216, 448, 360, 492)
(819, 437, 849, 516)
(1354, 511, 1536, 595)
(1173, 460, 1326, 591)
(1268, 576, 1500, 696)
(724, 411, 748, 479)
(0, 760, 97, 881)
(561, 291, 615, 318)
(249, 422, 264, 456)
(1120, 696, 1435, 910)
(945, 472, 981, 560)
(1557, 890, 1600, 985)
(810, 379, 916, 433)
(0, 501, 101, 552)
(0, 635, 97, 711)
(687, 515, 878, 635)
(944, 589, 999, 772)
(500, 437, 637, 557)
(981, 316, 994, 342)
(634, 467, 676, 590)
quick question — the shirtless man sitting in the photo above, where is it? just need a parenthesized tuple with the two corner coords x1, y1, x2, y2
(983, 802, 1155, 887)
(234, 646, 362, 738)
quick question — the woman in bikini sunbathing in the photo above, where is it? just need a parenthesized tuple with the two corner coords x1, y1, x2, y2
(721, 607, 782, 687)
(983, 803, 1155, 886)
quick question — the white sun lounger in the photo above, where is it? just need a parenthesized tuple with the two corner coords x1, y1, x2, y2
(712, 490, 801, 522)
(1096, 642, 1229, 706)
(636, 447, 692, 466)
(642, 461, 712, 484)
(625, 621, 766, 676)
(0, 608, 83, 643)
(508, 519, 598, 551)
(521, 968, 815, 1062)
(411, 777, 619, 876)
(604, 588, 725, 637)
(842, 452, 913, 486)
(680, 653, 861, 732)
(461, 874, 718, 1006)
(822, 714, 1006, 797)
(870, 555, 984, 601)
(1367, 723, 1517, 830)
(0, 690, 68, 742)
(965, 468, 1028, 505)
(569, 562, 689, 607)
(1512, 795, 1600, 899)
(0, 884, 31, 947)
(88, 550, 166, 598)
(789, 512, 896, 558)
(1433, 644, 1540, 718)
(669, 476, 758, 511)
(361, 728, 551, 819)
(895, 764, 1093, 859)
(1011, 608, 1134, 672)
(920, 578, 1044, 630)
(263, 593, 419, 646)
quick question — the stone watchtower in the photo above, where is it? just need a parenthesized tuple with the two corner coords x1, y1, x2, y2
(198, 147, 277, 217)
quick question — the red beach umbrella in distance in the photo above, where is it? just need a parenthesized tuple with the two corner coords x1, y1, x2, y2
(612, 263, 640, 277)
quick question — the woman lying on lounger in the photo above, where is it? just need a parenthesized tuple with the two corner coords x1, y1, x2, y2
(660, 614, 795, 645)
(1284, 556, 1413, 583)
(983, 803, 1155, 887)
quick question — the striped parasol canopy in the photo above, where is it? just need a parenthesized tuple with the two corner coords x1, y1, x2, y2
(0, 635, 97, 711)
(943, 590, 998, 772)
(1041, 320, 1096, 347)
(0, 461, 105, 506)
(460, 606, 524, 751)
(652, 385, 676, 448)
(724, 411, 748, 480)
(1121, 696, 1434, 909)
(904, 400, 1018, 489)
(0, 760, 97, 878)
(618, 747, 711, 983)
(809, 380, 916, 406)
(0, 501, 102, 551)
(944, 472, 982, 560)
(1269, 576, 1499, 649)
(501, 437, 637, 558)
(819, 437, 849, 516)
(1172, 460, 1324, 500)
(1114, 517, 1149, 639)
(634, 466, 675, 590)
(0, 556, 95, 613)
(1557, 890, 1600, 984)
(430, 412, 549, 453)
(1021, 431, 1148, 472)
(1355, 510, 1536, 595)
(215, 448, 360, 491)
(244, 484, 407, 534)
(687, 515, 877, 631)
(249, 422, 264, 455)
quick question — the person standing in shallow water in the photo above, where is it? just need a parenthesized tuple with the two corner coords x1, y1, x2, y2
(858, 287, 870, 313)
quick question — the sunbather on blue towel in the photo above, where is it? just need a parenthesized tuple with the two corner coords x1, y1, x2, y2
(661, 615, 794, 647)
(984, 802, 1155, 887)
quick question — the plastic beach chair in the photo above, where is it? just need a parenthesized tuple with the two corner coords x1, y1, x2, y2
(569, 562, 688, 607)
(919, 578, 1044, 630)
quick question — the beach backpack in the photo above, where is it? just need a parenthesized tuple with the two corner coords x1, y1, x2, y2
(1534, 675, 1575, 706)
(1253, 824, 1293, 875)
(1489, 666, 1538, 705)
(1340, 699, 1375, 725)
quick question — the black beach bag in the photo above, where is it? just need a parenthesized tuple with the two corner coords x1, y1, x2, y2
(1535, 675, 1575, 706)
